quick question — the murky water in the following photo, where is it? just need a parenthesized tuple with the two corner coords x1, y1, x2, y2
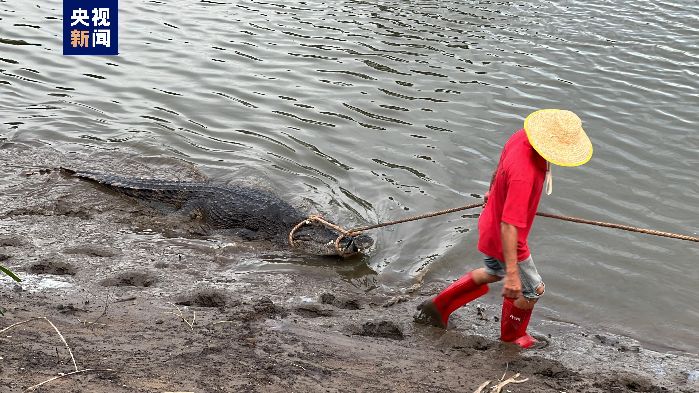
(1, 0, 697, 353)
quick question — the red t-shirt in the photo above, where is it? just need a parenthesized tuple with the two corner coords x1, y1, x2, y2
(477, 129, 547, 262)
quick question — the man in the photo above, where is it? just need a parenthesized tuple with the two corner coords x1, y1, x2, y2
(415, 109, 593, 348)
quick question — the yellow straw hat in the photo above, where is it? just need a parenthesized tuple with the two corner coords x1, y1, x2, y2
(524, 109, 593, 167)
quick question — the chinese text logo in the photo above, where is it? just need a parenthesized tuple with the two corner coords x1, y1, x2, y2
(63, 0, 118, 55)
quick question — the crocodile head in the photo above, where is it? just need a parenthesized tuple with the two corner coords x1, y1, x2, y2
(290, 223, 374, 257)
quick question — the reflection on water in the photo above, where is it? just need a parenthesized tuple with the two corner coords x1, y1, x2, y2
(1, 0, 697, 353)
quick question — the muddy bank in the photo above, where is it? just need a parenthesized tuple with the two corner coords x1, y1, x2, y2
(1, 143, 697, 392)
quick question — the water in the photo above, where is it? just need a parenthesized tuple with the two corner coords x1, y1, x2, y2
(1, 0, 697, 354)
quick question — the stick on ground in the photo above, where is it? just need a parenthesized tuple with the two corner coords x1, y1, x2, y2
(0, 317, 78, 372)
(490, 372, 529, 393)
(24, 368, 115, 392)
(473, 380, 491, 393)
(1, 317, 115, 391)
(166, 303, 196, 330)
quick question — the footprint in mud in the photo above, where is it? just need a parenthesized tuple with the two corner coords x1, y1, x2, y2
(233, 297, 288, 322)
(352, 320, 404, 340)
(294, 304, 335, 318)
(63, 245, 119, 258)
(56, 303, 86, 315)
(253, 297, 286, 318)
(440, 333, 497, 354)
(320, 293, 362, 310)
(458, 335, 496, 351)
(101, 271, 157, 287)
(595, 372, 666, 393)
(507, 357, 578, 380)
(176, 289, 228, 308)
(29, 259, 77, 276)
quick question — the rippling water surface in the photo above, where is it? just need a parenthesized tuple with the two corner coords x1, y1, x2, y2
(1, 0, 697, 353)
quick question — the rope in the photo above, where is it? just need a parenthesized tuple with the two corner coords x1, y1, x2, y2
(346, 202, 484, 235)
(288, 201, 698, 254)
(536, 212, 699, 242)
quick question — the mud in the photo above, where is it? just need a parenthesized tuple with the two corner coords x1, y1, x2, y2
(29, 259, 77, 276)
(352, 320, 405, 340)
(1, 143, 698, 392)
(100, 271, 159, 288)
(177, 289, 230, 309)
(319, 293, 362, 310)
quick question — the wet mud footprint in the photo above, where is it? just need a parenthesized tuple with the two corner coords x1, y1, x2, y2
(319, 292, 362, 310)
(507, 357, 578, 380)
(176, 288, 229, 308)
(231, 297, 288, 322)
(351, 320, 404, 340)
(294, 304, 335, 318)
(101, 271, 158, 287)
(595, 372, 668, 393)
(29, 259, 77, 276)
(453, 335, 496, 351)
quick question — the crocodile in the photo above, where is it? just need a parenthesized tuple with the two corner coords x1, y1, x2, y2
(61, 168, 374, 257)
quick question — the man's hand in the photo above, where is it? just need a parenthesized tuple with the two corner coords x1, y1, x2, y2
(484, 191, 490, 206)
(502, 271, 522, 299)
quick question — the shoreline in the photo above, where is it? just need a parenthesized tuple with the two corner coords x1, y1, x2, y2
(0, 144, 697, 392)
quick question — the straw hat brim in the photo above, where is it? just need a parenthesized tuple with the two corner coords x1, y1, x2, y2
(524, 109, 593, 167)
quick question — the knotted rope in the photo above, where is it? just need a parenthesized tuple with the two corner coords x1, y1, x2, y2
(289, 201, 698, 256)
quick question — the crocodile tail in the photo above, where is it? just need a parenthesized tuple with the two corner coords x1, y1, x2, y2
(61, 168, 126, 185)
(63, 168, 194, 207)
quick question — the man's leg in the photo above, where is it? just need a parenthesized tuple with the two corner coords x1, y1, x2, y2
(500, 256, 545, 348)
(471, 267, 503, 285)
(415, 259, 502, 328)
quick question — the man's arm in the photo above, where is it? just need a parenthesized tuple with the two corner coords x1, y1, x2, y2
(501, 222, 521, 299)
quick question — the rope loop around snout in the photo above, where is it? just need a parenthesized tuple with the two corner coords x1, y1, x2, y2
(288, 215, 363, 257)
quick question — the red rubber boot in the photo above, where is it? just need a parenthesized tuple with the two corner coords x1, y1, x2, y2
(500, 297, 536, 348)
(415, 272, 489, 328)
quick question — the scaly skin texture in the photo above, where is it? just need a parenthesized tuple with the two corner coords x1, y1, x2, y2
(62, 169, 373, 257)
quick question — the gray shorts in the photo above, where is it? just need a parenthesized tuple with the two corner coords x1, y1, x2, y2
(483, 255, 545, 299)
